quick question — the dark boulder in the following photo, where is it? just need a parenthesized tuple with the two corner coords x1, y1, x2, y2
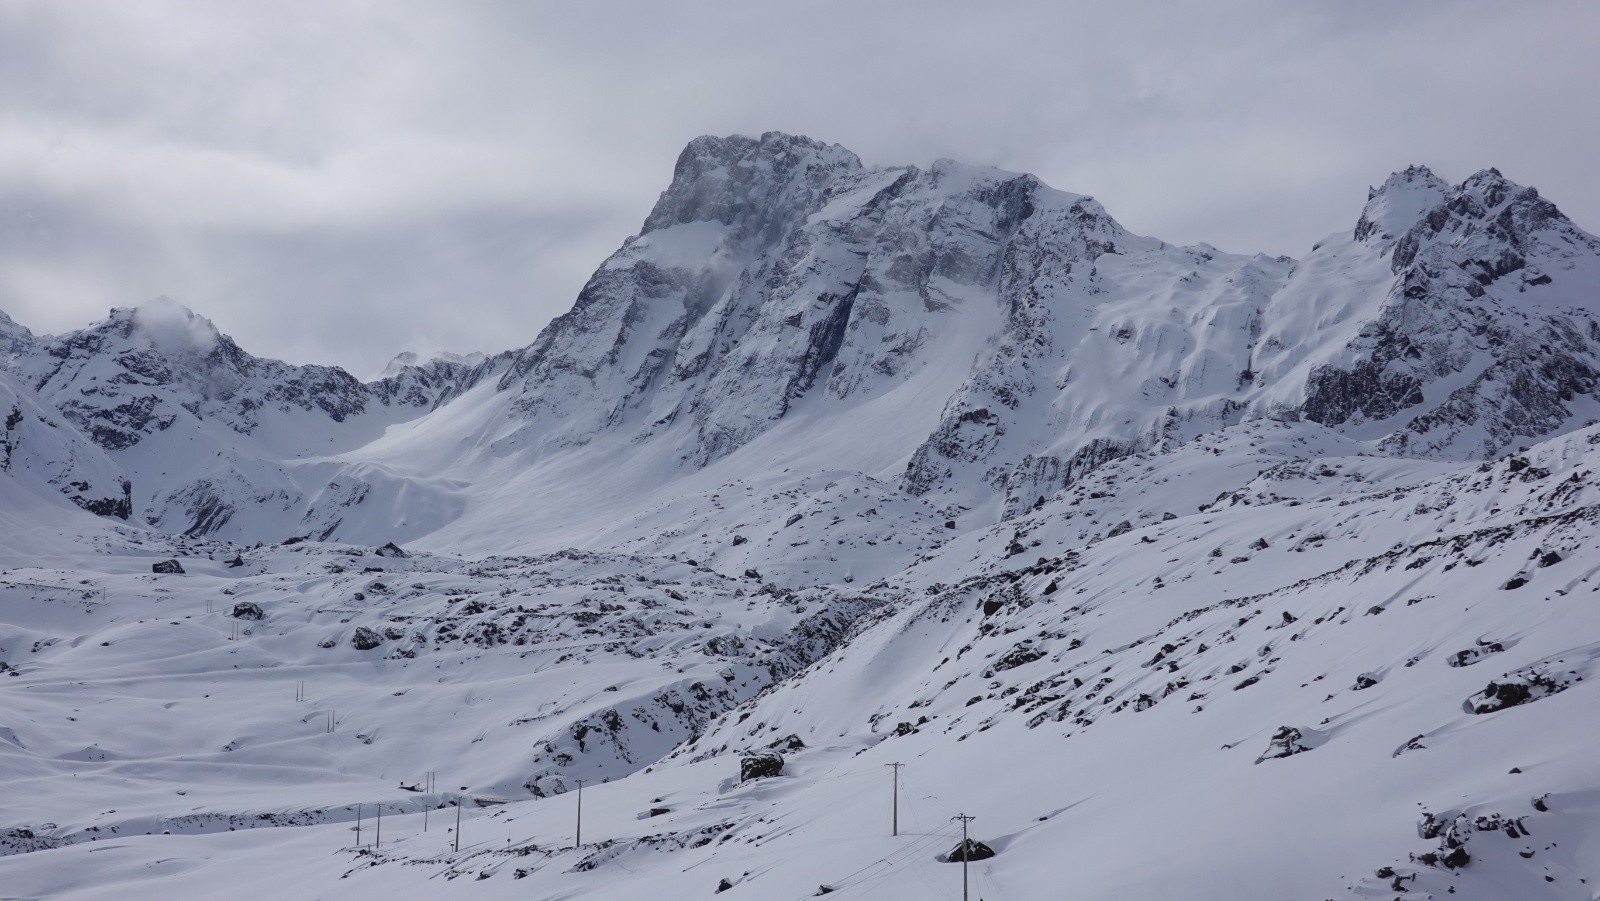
(151, 559, 184, 575)
(225, 555, 245, 568)
(375, 542, 408, 558)
(1257, 725, 1312, 762)
(768, 734, 806, 751)
(740, 751, 783, 782)
(351, 627, 384, 651)
(230, 601, 265, 620)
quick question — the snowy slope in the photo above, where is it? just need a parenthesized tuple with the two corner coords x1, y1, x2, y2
(5, 423, 1600, 898)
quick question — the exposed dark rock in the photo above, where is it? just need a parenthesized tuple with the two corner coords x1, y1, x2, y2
(1448, 643, 1504, 667)
(151, 559, 184, 575)
(767, 734, 806, 751)
(230, 601, 264, 620)
(351, 627, 385, 651)
(1256, 726, 1311, 762)
(739, 751, 784, 782)
(987, 644, 1045, 675)
(375, 542, 408, 558)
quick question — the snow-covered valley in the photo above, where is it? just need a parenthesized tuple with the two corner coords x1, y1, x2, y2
(4, 133, 1600, 899)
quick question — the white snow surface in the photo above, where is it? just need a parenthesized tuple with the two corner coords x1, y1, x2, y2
(4, 134, 1600, 899)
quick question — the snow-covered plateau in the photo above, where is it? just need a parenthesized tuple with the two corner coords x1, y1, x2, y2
(4, 132, 1600, 899)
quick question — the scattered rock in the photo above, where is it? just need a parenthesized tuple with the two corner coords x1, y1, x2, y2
(1256, 725, 1312, 762)
(151, 559, 185, 575)
(739, 751, 784, 782)
(1448, 643, 1504, 667)
(351, 627, 385, 651)
(375, 542, 408, 558)
(230, 601, 264, 620)
(1466, 659, 1580, 714)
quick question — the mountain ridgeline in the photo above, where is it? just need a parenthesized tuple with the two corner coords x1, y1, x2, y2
(3, 132, 1599, 543)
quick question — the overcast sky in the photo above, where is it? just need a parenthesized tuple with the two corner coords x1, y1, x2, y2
(2, 1, 1597, 376)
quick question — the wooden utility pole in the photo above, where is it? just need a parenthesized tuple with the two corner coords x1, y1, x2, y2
(574, 780, 585, 847)
(356, 803, 363, 848)
(375, 805, 382, 850)
(885, 763, 904, 836)
(952, 814, 976, 901)
(454, 799, 462, 853)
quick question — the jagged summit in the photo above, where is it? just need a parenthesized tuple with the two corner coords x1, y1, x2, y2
(642, 132, 864, 235)
(1356, 164, 1450, 245)
(378, 350, 488, 381)
(115, 296, 225, 355)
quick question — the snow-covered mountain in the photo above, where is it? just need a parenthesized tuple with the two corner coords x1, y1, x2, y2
(4, 133, 1600, 900)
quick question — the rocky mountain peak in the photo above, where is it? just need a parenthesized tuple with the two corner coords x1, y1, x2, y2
(0, 308, 33, 364)
(378, 350, 488, 380)
(1354, 164, 1449, 246)
(640, 131, 864, 236)
(118, 296, 224, 356)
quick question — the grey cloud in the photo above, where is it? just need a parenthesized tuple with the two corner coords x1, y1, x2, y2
(1, 0, 1596, 373)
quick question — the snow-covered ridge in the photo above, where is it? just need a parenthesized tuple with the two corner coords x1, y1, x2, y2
(6, 135, 1599, 546)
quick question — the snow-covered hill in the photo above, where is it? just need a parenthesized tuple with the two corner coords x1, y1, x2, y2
(4, 133, 1600, 899)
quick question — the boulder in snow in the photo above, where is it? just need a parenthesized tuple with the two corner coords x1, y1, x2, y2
(739, 751, 783, 782)
(351, 627, 385, 651)
(230, 601, 264, 620)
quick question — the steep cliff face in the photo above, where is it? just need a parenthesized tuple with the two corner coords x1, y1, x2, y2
(0, 368, 130, 518)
